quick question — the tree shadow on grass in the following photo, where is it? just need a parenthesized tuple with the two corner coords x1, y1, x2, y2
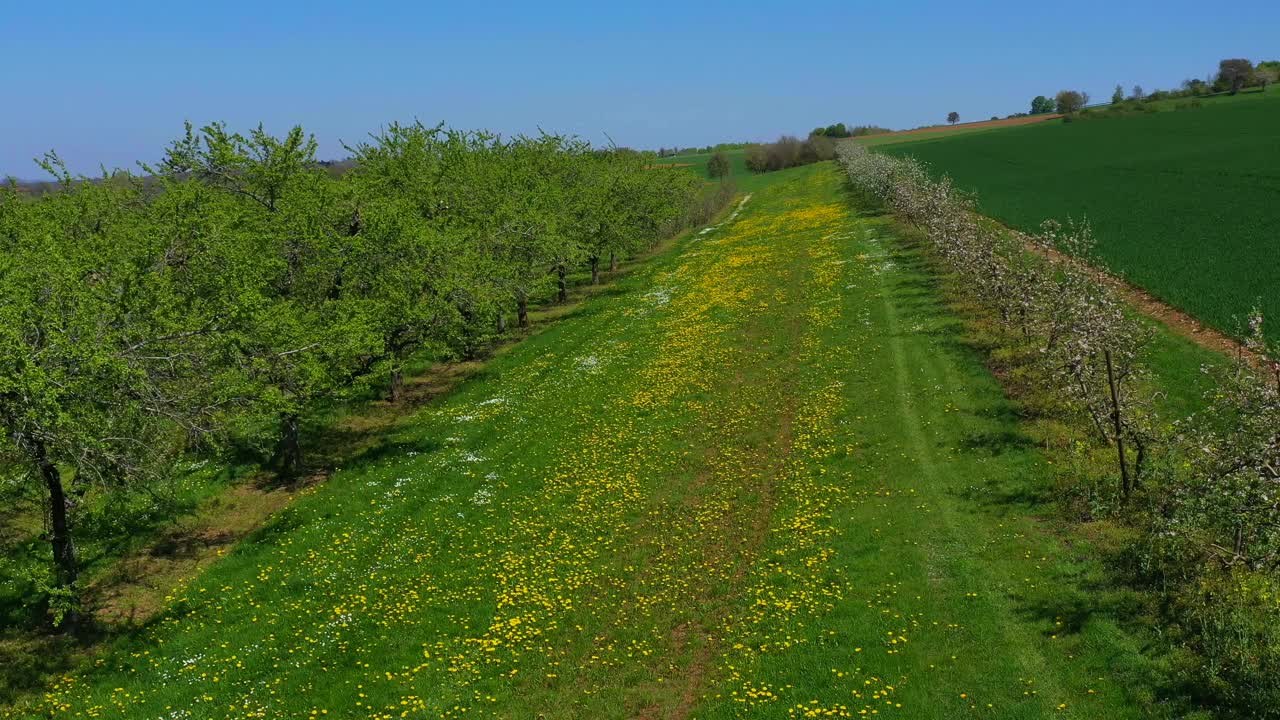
(0, 630, 88, 707)
(839, 179, 891, 218)
(1005, 565, 1194, 712)
(956, 476, 1056, 513)
(0, 599, 172, 707)
(958, 429, 1038, 456)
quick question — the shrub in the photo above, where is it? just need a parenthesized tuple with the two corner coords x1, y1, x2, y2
(1055, 90, 1088, 114)
(1175, 570, 1280, 717)
(706, 151, 730, 180)
(745, 135, 835, 174)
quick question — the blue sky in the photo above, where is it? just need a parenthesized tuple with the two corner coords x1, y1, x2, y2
(2, 0, 1276, 177)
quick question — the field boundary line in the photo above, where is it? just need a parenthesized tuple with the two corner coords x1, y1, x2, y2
(984, 215, 1273, 370)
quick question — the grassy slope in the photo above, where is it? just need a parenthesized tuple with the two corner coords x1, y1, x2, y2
(849, 121, 1054, 149)
(1138, 84, 1277, 111)
(880, 93, 1280, 338)
(4, 164, 1162, 719)
(653, 149, 783, 192)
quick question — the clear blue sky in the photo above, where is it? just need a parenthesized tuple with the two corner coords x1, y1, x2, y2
(3, 0, 1276, 177)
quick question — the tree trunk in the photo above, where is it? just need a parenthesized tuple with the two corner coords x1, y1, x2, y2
(1105, 349, 1131, 499)
(497, 312, 507, 334)
(34, 440, 79, 631)
(557, 263, 568, 303)
(279, 413, 302, 478)
(516, 288, 529, 328)
(590, 256, 600, 285)
(388, 368, 404, 403)
(1133, 439, 1146, 489)
(609, 250, 617, 272)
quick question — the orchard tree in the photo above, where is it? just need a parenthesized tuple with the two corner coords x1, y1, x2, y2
(744, 145, 769, 173)
(161, 123, 382, 476)
(482, 134, 571, 326)
(1176, 311, 1280, 566)
(541, 136, 594, 304)
(0, 158, 235, 628)
(584, 151, 644, 284)
(344, 123, 499, 393)
(1031, 219, 1155, 497)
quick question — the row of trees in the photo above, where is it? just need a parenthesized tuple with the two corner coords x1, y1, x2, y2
(0, 121, 709, 629)
(654, 142, 750, 158)
(744, 135, 837, 174)
(837, 143, 1280, 713)
(1109, 58, 1279, 106)
(1024, 91, 1090, 116)
(1032, 57, 1280, 120)
(808, 123, 891, 139)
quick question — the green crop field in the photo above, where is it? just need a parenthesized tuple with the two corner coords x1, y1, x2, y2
(880, 93, 1280, 337)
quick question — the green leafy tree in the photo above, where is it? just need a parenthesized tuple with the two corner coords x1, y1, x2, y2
(1112, 85, 1125, 104)
(947, 111, 960, 125)
(161, 124, 382, 476)
(0, 158, 235, 628)
(1030, 95, 1055, 114)
(344, 122, 497, 393)
(1218, 58, 1254, 94)
(707, 151, 730, 181)
(823, 122, 849, 138)
(1055, 90, 1088, 114)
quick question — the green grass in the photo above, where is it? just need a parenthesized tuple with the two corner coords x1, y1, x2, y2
(3, 163, 1172, 719)
(653, 149, 789, 192)
(880, 92, 1280, 338)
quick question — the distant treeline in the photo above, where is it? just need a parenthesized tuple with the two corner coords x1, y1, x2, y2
(744, 135, 837, 173)
(654, 142, 751, 158)
(808, 123, 891, 139)
(1015, 56, 1280, 120)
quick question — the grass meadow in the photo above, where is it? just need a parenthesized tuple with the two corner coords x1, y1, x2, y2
(652, 149, 787, 191)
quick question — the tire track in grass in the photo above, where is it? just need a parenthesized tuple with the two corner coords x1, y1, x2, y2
(689, 166, 1151, 719)
(870, 219, 1068, 715)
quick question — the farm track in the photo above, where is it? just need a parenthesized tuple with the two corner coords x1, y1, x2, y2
(3, 164, 1155, 719)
